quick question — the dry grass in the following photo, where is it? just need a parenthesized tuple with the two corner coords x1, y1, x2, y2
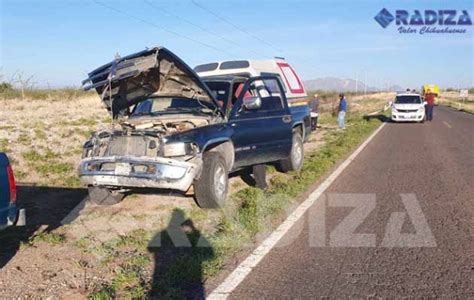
(306, 91, 393, 116)
(438, 92, 474, 114)
(0, 94, 111, 185)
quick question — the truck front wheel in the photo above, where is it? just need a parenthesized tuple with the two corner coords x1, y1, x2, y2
(277, 133, 304, 173)
(194, 152, 228, 208)
(88, 186, 125, 205)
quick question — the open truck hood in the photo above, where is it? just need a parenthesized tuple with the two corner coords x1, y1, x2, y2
(83, 47, 221, 116)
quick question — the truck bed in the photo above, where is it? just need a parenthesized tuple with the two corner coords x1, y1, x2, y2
(289, 104, 311, 141)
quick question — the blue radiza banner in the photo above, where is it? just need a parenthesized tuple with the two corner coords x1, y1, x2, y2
(374, 9, 472, 34)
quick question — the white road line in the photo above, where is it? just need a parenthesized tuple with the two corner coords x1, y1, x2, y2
(208, 122, 387, 300)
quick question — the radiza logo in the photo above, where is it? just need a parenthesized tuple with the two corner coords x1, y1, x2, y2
(374, 9, 472, 34)
(374, 8, 395, 28)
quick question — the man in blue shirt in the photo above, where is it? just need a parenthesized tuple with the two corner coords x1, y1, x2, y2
(338, 93, 347, 129)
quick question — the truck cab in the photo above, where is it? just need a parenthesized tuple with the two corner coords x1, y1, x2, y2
(202, 75, 311, 142)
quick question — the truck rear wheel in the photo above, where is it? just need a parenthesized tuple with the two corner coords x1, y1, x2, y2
(88, 186, 125, 205)
(277, 133, 304, 173)
(194, 152, 228, 208)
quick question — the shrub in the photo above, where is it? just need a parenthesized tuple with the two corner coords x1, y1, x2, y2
(0, 82, 13, 93)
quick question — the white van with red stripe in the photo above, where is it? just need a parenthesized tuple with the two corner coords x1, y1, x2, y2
(194, 59, 307, 100)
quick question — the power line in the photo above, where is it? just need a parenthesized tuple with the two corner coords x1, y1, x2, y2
(144, 0, 266, 58)
(190, 0, 283, 54)
(92, 0, 234, 56)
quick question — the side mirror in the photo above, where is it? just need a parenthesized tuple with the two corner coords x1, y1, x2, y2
(243, 96, 262, 110)
(423, 101, 427, 105)
(388, 101, 393, 106)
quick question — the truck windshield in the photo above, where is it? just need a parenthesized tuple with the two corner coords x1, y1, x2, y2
(131, 97, 215, 116)
(395, 96, 422, 104)
(204, 81, 230, 110)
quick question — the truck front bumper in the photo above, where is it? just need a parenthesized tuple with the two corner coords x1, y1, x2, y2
(79, 155, 202, 192)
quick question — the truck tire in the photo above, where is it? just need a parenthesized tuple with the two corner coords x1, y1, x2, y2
(277, 133, 304, 173)
(88, 186, 125, 205)
(194, 152, 228, 208)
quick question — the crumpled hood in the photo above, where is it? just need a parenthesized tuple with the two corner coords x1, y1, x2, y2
(82, 47, 220, 116)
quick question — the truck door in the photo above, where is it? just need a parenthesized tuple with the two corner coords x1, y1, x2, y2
(229, 76, 292, 169)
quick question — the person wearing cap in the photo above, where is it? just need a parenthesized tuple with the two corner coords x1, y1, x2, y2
(424, 89, 435, 121)
(309, 93, 320, 131)
(338, 93, 347, 129)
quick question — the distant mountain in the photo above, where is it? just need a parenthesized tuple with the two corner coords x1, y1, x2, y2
(388, 85, 404, 92)
(303, 77, 402, 92)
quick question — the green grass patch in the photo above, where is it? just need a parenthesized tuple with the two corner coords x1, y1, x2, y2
(34, 162, 73, 177)
(70, 118, 98, 127)
(63, 175, 81, 187)
(31, 231, 66, 245)
(88, 285, 115, 300)
(22, 148, 75, 185)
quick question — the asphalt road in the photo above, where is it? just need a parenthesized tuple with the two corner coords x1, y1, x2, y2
(227, 106, 474, 298)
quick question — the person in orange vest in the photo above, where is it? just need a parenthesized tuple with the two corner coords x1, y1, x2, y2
(424, 89, 435, 122)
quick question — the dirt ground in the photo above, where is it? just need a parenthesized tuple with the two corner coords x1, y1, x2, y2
(0, 93, 388, 298)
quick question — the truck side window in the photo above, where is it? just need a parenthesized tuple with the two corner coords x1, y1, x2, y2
(232, 77, 286, 118)
(261, 72, 287, 93)
(253, 79, 284, 111)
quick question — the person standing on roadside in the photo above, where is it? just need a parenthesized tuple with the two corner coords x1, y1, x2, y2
(338, 93, 347, 129)
(424, 89, 435, 122)
(309, 93, 320, 131)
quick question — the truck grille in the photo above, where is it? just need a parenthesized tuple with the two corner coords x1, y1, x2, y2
(106, 135, 158, 157)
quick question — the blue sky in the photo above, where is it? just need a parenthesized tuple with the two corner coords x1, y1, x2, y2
(1, 0, 473, 89)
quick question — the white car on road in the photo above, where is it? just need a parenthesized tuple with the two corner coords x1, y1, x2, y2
(390, 93, 426, 123)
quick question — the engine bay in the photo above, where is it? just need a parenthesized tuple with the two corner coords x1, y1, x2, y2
(120, 117, 210, 135)
(82, 115, 212, 159)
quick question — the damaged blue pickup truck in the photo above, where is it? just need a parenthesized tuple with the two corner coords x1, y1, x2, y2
(80, 47, 309, 208)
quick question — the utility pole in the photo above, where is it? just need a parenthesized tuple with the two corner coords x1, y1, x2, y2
(364, 71, 368, 99)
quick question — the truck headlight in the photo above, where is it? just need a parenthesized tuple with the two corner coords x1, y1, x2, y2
(159, 164, 187, 179)
(163, 142, 196, 157)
